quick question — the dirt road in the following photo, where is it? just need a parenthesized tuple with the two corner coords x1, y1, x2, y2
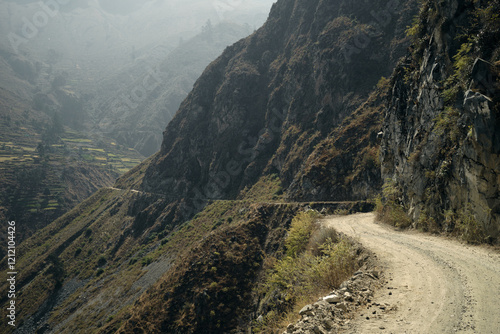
(325, 213, 500, 334)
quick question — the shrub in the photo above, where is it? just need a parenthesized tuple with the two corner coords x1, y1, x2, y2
(455, 205, 485, 244)
(433, 107, 461, 143)
(416, 211, 439, 233)
(442, 41, 474, 104)
(141, 256, 153, 267)
(85, 228, 92, 238)
(74, 247, 82, 257)
(308, 227, 339, 257)
(406, 15, 422, 38)
(256, 211, 358, 333)
(452, 42, 474, 89)
(97, 255, 107, 267)
(375, 180, 412, 228)
(285, 211, 319, 258)
(376, 76, 390, 90)
(313, 238, 357, 288)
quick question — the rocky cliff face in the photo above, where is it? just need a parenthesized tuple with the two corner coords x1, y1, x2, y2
(381, 0, 500, 241)
(140, 0, 418, 209)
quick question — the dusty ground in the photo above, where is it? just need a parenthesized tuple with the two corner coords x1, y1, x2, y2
(325, 213, 500, 334)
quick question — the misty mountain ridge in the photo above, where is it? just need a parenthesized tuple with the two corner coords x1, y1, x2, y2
(0, 0, 274, 156)
(93, 21, 256, 156)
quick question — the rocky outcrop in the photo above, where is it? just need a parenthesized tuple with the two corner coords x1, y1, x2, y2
(381, 0, 500, 241)
(283, 269, 383, 334)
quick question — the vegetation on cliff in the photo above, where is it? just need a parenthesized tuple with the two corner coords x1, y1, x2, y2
(380, 0, 500, 243)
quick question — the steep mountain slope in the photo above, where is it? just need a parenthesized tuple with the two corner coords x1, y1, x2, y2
(0, 0, 421, 333)
(140, 0, 418, 206)
(380, 0, 500, 241)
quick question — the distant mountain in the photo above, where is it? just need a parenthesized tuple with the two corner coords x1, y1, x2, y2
(0, 0, 274, 87)
(92, 22, 256, 156)
(0, 0, 274, 157)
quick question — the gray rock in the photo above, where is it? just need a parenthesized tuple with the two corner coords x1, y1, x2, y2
(469, 58, 497, 96)
(335, 302, 348, 312)
(323, 319, 334, 330)
(299, 304, 315, 317)
(312, 325, 326, 334)
(323, 294, 341, 304)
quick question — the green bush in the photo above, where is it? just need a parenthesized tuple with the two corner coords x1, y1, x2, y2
(85, 228, 92, 238)
(285, 211, 319, 258)
(312, 237, 357, 288)
(433, 107, 460, 142)
(375, 180, 412, 228)
(416, 211, 439, 233)
(256, 211, 358, 333)
(74, 247, 82, 257)
(308, 227, 339, 257)
(141, 256, 153, 267)
(442, 41, 474, 104)
(455, 205, 485, 244)
(97, 255, 107, 267)
(257, 237, 357, 332)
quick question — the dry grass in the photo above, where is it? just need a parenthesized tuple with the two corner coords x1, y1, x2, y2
(255, 212, 359, 333)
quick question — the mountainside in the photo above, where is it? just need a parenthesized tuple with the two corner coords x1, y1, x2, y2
(140, 0, 418, 205)
(0, 0, 420, 333)
(380, 0, 500, 242)
(2, 0, 500, 333)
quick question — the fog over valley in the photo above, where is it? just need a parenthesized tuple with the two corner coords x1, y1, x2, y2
(0, 0, 275, 155)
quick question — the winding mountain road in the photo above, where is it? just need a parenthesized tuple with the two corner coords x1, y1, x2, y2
(325, 213, 500, 334)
